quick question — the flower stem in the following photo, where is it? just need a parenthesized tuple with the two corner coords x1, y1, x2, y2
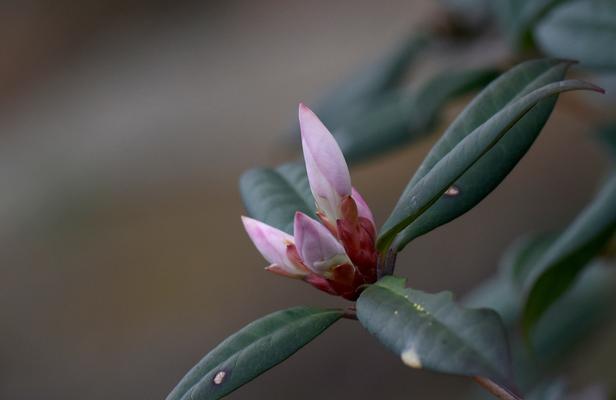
(473, 377, 523, 400)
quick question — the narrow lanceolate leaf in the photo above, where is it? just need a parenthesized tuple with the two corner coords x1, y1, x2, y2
(464, 235, 614, 392)
(496, 0, 571, 49)
(167, 307, 343, 400)
(597, 122, 616, 160)
(357, 276, 513, 390)
(334, 68, 498, 164)
(505, 234, 559, 290)
(377, 59, 603, 252)
(535, 0, 616, 70)
(411, 68, 500, 131)
(522, 173, 616, 334)
(383, 59, 569, 249)
(463, 233, 559, 329)
(313, 33, 429, 130)
(239, 162, 315, 234)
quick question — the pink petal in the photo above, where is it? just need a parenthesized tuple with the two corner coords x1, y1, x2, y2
(299, 103, 351, 220)
(241, 216, 307, 277)
(293, 212, 349, 275)
(265, 264, 305, 279)
(351, 187, 376, 227)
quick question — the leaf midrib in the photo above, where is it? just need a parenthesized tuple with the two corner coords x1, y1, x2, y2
(414, 61, 564, 187)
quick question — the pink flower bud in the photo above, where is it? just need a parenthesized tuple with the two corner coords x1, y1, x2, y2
(299, 103, 352, 222)
(293, 211, 349, 276)
(241, 105, 381, 300)
(241, 216, 308, 278)
(351, 187, 376, 230)
(338, 195, 378, 282)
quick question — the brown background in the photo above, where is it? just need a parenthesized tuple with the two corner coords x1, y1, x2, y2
(0, 1, 613, 399)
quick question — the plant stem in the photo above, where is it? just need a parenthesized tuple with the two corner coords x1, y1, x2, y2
(342, 307, 357, 320)
(377, 248, 397, 278)
(473, 377, 523, 400)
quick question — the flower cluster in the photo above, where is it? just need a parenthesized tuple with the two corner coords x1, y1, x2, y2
(242, 104, 378, 300)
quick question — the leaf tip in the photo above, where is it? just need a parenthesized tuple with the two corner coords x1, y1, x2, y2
(586, 83, 606, 94)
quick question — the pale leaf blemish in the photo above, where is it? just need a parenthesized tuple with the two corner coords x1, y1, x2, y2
(444, 185, 460, 197)
(213, 370, 226, 385)
(411, 303, 426, 313)
(394, 310, 399, 315)
(401, 349, 422, 369)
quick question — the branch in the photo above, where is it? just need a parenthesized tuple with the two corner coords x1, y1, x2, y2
(473, 377, 523, 400)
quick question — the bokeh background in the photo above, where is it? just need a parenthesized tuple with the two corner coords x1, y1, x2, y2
(0, 1, 613, 399)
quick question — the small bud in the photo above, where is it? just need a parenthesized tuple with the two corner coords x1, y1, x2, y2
(299, 103, 352, 222)
(294, 212, 350, 275)
(241, 216, 308, 278)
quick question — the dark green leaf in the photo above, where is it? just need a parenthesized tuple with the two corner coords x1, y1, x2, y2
(505, 234, 559, 289)
(357, 276, 513, 389)
(495, 0, 572, 49)
(386, 59, 571, 248)
(335, 68, 498, 164)
(379, 60, 592, 250)
(528, 263, 614, 362)
(535, 0, 616, 70)
(465, 237, 615, 392)
(167, 307, 343, 400)
(314, 34, 429, 129)
(412, 68, 500, 129)
(377, 65, 602, 252)
(464, 233, 558, 329)
(523, 379, 566, 400)
(239, 162, 315, 234)
(521, 381, 609, 400)
(597, 122, 616, 159)
(522, 173, 616, 334)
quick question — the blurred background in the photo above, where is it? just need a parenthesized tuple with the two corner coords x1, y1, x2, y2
(0, 1, 613, 399)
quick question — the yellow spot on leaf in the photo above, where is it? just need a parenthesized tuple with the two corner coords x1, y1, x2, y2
(411, 303, 426, 313)
(401, 349, 422, 369)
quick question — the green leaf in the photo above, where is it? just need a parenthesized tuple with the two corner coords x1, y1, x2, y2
(335, 68, 498, 163)
(464, 236, 615, 392)
(597, 122, 616, 159)
(495, 0, 572, 49)
(167, 307, 342, 400)
(411, 68, 500, 130)
(463, 233, 557, 329)
(377, 59, 602, 252)
(526, 381, 609, 400)
(466, 264, 614, 393)
(524, 379, 567, 400)
(535, 0, 616, 70)
(356, 276, 513, 389)
(505, 234, 559, 289)
(239, 162, 315, 234)
(528, 263, 614, 362)
(521, 172, 616, 334)
(314, 34, 429, 130)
